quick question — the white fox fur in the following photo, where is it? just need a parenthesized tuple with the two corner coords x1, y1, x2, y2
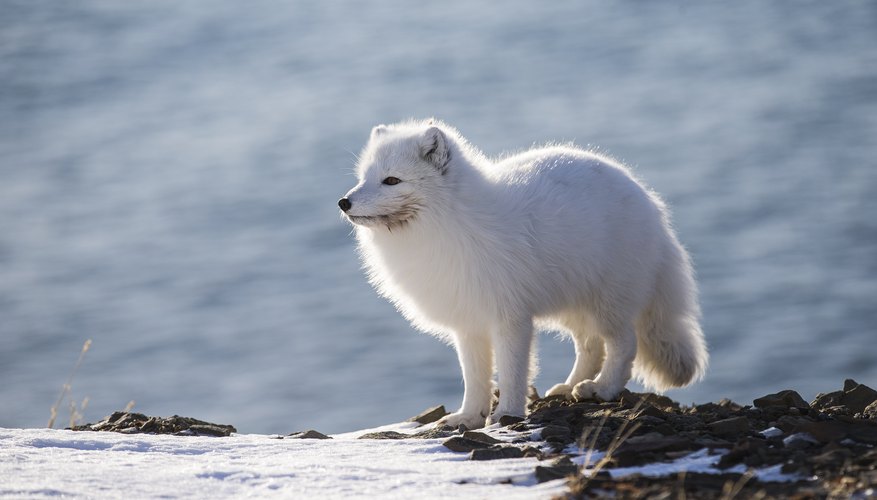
(340, 119, 707, 429)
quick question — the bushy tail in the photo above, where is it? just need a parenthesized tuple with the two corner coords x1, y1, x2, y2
(633, 237, 708, 392)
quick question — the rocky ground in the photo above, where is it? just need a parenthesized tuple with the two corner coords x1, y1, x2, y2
(71, 379, 877, 499)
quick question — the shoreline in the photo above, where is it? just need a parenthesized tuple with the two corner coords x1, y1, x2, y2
(54, 378, 877, 498)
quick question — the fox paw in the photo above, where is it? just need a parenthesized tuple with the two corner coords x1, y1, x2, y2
(572, 380, 621, 402)
(437, 411, 487, 430)
(546, 383, 574, 399)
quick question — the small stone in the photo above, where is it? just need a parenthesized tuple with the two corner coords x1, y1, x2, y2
(782, 432, 820, 449)
(797, 421, 848, 443)
(842, 382, 877, 414)
(407, 405, 448, 425)
(539, 425, 572, 443)
(811, 391, 844, 410)
(708, 416, 750, 439)
(462, 431, 503, 444)
(759, 426, 783, 438)
(469, 445, 524, 461)
(844, 378, 859, 392)
(535, 456, 577, 483)
(288, 430, 332, 439)
(753, 390, 809, 410)
(357, 431, 409, 440)
(188, 424, 235, 437)
(443, 436, 495, 452)
(498, 415, 525, 426)
(637, 405, 667, 420)
(409, 427, 457, 439)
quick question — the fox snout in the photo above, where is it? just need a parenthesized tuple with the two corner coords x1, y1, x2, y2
(338, 197, 352, 212)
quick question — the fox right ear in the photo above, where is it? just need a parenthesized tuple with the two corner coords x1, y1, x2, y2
(419, 126, 451, 173)
(370, 124, 388, 139)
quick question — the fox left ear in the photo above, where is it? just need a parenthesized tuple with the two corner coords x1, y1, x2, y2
(420, 126, 450, 173)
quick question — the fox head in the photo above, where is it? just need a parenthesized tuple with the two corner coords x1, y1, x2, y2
(339, 121, 454, 230)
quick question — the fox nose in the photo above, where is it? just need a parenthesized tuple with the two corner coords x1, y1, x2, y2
(338, 198, 352, 212)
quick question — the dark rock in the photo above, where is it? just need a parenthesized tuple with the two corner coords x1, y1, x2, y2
(636, 404, 667, 420)
(409, 427, 458, 439)
(795, 421, 848, 443)
(775, 415, 814, 433)
(498, 415, 525, 426)
(187, 424, 237, 437)
(620, 391, 679, 411)
(407, 405, 448, 425)
(611, 432, 695, 467)
(357, 431, 409, 440)
(470, 445, 524, 461)
(708, 416, 750, 439)
(810, 447, 853, 467)
(443, 432, 502, 452)
(753, 390, 809, 410)
(462, 430, 503, 445)
(70, 412, 236, 436)
(782, 432, 820, 450)
(288, 430, 331, 439)
(717, 438, 766, 468)
(847, 423, 877, 444)
(535, 456, 577, 483)
(812, 390, 844, 410)
(844, 378, 859, 392)
(842, 381, 877, 414)
(539, 424, 572, 443)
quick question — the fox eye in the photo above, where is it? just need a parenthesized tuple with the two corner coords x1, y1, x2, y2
(382, 177, 401, 185)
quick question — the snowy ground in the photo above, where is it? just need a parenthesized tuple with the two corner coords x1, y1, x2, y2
(0, 423, 566, 499)
(1, 422, 799, 499)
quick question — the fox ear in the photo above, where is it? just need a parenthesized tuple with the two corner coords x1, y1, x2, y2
(419, 126, 450, 173)
(370, 124, 388, 139)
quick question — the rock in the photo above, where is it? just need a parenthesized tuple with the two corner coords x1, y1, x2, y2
(187, 424, 237, 437)
(462, 431, 503, 444)
(864, 401, 877, 418)
(70, 412, 236, 436)
(443, 436, 493, 452)
(538, 424, 572, 443)
(753, 390, 809, 410)
(717, 438, 766, 468)
(708, 416, 750, 439)
(357, 431, 409, 440)
(409, 427, 458, 439)
(535, 456, 577, 483)
(759, 426, 783, 438)
(812, 390, 845, 410)
(288, 430, 331, 439)
(470, 445, 524, 461)
(407, 405, 448, 425)
(782, 432, 820, 450)
(844, 378, 859, 392)
(636, 404, 667, 420)
(795, 421, 848, 443)
(842, 381, 877, 414)
(443, 431, 503, 452)
(498, 415, 525, 426)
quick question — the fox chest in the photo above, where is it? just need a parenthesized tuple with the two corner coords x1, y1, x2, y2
(365, 239, 499, 328)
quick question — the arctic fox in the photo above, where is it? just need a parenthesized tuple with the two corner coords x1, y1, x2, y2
(339, 119, 707, 430)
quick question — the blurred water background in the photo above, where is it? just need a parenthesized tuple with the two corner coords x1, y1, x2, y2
(2, 2, 875, 434)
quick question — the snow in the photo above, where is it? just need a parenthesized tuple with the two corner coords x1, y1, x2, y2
(0, 424, 566, 499)
(1, 422, 804, 498)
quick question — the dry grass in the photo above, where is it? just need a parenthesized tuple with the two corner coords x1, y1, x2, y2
(47, 339, 92, 429)
(573, 398, 645, 487)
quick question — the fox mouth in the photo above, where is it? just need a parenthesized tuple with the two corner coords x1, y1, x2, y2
(344, 207, 420, 230)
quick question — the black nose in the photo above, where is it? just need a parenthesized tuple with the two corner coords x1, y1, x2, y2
(338, 198, 352, 212)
